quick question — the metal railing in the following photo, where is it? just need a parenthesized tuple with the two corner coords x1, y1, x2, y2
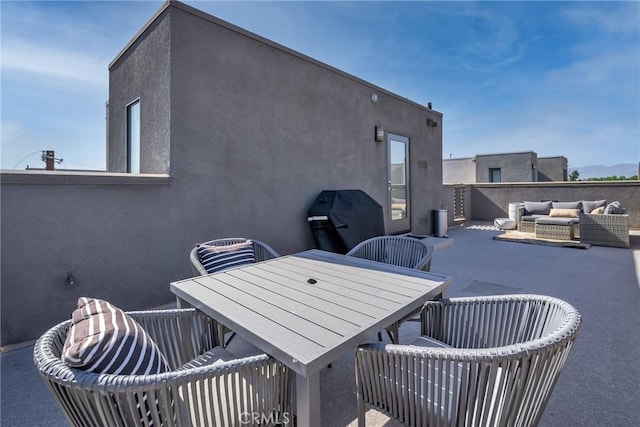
(453, 185, 465, 220)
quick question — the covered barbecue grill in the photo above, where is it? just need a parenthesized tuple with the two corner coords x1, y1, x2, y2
(307, 190, 385, 254)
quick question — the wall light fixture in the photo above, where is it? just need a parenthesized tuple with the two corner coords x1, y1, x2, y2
(375, 126, 385, 142)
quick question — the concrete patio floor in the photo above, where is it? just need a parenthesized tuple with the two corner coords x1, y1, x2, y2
(2, 221, 639, 426)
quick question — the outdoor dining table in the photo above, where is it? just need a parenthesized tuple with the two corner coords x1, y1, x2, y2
(170, 248, 453, 427)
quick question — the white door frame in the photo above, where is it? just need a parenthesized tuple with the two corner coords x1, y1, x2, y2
(387, 133, 410, 234)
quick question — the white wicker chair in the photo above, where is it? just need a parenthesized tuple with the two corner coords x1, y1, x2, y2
(190, 238, 280, 346)
(34, 308, 291, 427)
(346, 236, 435, 343)
(355, 294, 581, 427)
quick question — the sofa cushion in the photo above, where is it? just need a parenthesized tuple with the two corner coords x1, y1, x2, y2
(552, 201, 582, 210)
(582, 200, 606, 213)
(604, 201, 626, 214)
(549, 208, 580, 218)
(197, 240, 255, 274)
(535, 217, 575, 226)
(591, 206, 605, 214)
(521, 215, 545, 222)
(62, 297, 170, 375)
(524, 201, 552, 215)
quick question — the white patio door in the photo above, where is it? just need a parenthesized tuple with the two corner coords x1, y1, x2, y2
(388, 133, 410, 234)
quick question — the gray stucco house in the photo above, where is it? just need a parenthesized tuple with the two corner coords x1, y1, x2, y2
(0, 0, 444, 346)
(108, 0, 444, 239)
(537, 156, 568, 182)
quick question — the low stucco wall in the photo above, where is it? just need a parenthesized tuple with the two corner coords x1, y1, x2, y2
(466, 181, 640, 228)
(2, 167, 445, 346)
(0, 172, 181, 346)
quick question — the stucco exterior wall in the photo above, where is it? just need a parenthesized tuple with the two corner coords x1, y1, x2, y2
(538, 156, 567, 182)
(108, 11, 171, 174)
(112, 1, 444, 255)
(475, 152, 537, 182)
(0, 172, 179, 345)
(443, 158, 476, 183)
(1, 2, 444, 346)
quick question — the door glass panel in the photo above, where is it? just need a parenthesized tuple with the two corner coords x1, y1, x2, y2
(127, 100, 140, 173)
(388, 134, 410, 234)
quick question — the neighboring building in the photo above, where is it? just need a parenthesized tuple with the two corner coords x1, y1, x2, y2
(443, 151, 568, 183)
(476, 151, 537, 183)
(442, 157, 475, 184)
(537, 156, 568, 182)
(108, 0, 444, 238)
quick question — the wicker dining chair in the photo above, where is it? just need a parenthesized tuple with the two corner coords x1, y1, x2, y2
(346, 235, 434, 272)
(355, 294, 582, 427)
(346, 236, 435, 343)
(190, 238, 280, 276)
(34, 308, 291, 427)
(190, 238, 280, 346)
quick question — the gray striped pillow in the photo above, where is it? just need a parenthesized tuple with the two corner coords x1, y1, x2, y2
(197, 240, 255, 274)
(61, 297, 170, 375)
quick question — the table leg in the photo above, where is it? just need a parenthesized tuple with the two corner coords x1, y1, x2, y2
(175, 297, 194, 362)
(176, 296, 192, 309)
(296, 371, 321, 427)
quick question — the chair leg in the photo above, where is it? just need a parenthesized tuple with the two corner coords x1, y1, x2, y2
(386, 323, 400, 344)
(224, 332, 236, 347)
(386, 329, 395, 343)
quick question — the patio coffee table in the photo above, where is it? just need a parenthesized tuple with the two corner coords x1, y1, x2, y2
(171, 249, 452, 427)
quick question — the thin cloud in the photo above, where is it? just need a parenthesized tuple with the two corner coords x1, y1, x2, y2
(562, 3, 640, 34)
(444, 93, 639, 167)
(545, 49, 639, 102)
(2, 39, 108, 86)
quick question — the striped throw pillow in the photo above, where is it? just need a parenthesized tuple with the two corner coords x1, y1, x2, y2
(196, 240, 256, 274)
(61, 297, 170, 375)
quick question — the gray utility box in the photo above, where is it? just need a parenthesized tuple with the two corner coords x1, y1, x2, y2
(433, 209, 448, 237)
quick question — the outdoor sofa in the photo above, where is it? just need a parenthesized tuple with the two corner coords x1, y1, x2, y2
(516, 200, 629, 247)
(579, 212, 630, 248)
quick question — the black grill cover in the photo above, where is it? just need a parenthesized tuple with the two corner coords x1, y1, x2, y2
(307, 190, 384, 253)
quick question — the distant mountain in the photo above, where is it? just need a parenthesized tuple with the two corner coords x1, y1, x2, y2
(569, 163, 638, 180)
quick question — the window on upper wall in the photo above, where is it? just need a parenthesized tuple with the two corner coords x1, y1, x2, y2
(126, 99, 140, 173)
(489, 168, 501, 183)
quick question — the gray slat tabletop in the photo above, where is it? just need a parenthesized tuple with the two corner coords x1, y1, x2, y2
(170, 249, 453, 427)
